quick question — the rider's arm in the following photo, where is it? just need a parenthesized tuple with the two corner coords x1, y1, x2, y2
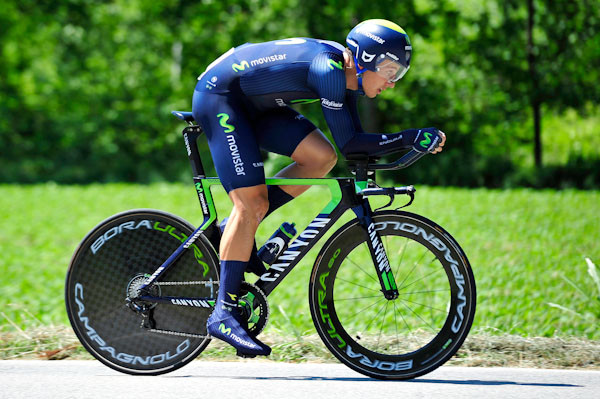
(309, 52, 441, 157)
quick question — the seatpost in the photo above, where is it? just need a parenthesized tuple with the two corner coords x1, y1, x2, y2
(354, 159, 369, 182)
(182, 125, 206, 178)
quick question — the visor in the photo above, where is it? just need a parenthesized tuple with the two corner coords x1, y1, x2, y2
(375, 55, 409, 83)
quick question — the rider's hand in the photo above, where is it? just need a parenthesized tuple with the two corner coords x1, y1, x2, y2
(412, 128, 445, 154)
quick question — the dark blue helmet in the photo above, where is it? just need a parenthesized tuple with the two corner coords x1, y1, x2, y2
(346, 19, 412, 81)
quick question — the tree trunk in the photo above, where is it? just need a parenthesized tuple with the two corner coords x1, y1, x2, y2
(528, 0, 542, 168)
(533, 100, 542, 167)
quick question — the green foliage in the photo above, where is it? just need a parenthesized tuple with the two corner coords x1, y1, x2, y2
(0, 0, 599, 185)
(0, 183, 598, 339)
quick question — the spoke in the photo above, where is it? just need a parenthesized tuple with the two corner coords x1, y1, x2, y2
(400, 300, 439, 333)
(399, 298, 448, 314)
(335, 277, 381, 293)
(398, 288, 450, 296)
(396, 305, 422, 350)
(393, 301, 400, 354)
(362, 299, 388, 333)
(399, 267, 445, 292)
(377, 301, 390, 350)
(341, 296, 387, 323)
(393, 236, 410, 280)
(334, 295, 385, 302)
(345, 244, 379, 284)
(396, 244, 430, 291)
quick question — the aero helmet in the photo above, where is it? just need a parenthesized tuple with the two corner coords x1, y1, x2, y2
(346, 19, 412, 82)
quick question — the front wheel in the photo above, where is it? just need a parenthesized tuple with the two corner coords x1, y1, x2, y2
(309, 210, 475, 380)
(65, 209, 219, 375)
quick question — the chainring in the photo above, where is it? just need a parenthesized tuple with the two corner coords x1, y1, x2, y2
(239, 281, 269, 337)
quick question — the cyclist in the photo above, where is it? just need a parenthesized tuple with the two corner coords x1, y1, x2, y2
(192, 19, 445, 357)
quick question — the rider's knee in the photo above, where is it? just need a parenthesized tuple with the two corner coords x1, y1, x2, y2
(310, 142, 337, 173)
(233, 190, 269, 225)
(253, 195, 269, 222)
(321, 144, 338, 171)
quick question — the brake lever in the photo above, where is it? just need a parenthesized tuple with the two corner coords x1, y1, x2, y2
(395, 189, 415, 210)
(375, 194, 395, 212)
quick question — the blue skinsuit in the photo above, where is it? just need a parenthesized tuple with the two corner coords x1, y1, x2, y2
(192, 38, 413, 192)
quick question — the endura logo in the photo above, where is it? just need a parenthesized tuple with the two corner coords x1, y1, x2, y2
(379, 134, 403, 146)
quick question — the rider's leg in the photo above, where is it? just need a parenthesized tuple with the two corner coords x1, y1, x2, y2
(220, 185, 268, 260)
(262, 129, 337, 218)
(207, 184, 271, 355)
(275, 128, 338, 196)
(192, 91, 271, 355)
(207, 184, 271, 356)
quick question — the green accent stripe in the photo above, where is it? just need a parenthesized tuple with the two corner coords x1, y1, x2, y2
(266, 177, 343, 215)
(201, 177, 343, 224)
(198, 179, 219, 230)
(290, 99, 320, 105)
(382, 272, 391, 291)
(387, 271, 397, 290)
(328, 59, 343, 70)
(355, 181, 368, 193)
(279, 225, 295, 239)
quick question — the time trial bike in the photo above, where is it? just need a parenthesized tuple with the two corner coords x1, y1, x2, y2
(65, 110, 476, 380)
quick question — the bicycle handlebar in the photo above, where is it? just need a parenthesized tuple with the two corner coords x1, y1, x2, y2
(346, 149, 428, 176)
(368, 149, 427, 170)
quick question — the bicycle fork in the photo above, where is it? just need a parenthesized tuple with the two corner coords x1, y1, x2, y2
(351, 199, 399, 300)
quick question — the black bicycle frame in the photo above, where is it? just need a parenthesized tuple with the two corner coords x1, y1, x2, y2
(136, 122, 425, 305)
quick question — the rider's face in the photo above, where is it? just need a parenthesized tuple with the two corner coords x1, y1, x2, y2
(362, 70, 396, 98)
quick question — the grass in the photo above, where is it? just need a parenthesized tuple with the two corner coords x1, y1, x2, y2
(0, 183, 599, 362)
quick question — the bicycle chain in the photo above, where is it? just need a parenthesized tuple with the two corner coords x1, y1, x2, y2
(149, 328, 209, 339)
(155, 281, 219, 286)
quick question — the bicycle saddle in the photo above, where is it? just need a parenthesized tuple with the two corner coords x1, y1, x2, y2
(171, 111, 196, 123)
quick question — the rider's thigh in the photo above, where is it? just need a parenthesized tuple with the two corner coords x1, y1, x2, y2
(254, 106, 317, 156)
(192, 91, 265, 193)
(291, 129, 337, 168)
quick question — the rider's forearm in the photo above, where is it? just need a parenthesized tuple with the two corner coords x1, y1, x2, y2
(340, 129, 420, 157)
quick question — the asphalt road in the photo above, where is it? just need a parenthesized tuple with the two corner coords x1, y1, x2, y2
(1, 360, 598, 399)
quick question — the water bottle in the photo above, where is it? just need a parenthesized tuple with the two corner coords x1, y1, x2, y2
(257, 222, 297, 265)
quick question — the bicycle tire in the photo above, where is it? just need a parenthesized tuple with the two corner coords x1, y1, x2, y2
(65, 209, 219, 375)
(309, 210, 475, 380)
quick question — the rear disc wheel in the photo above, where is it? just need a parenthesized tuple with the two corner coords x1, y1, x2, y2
(65, 209, 219, 375)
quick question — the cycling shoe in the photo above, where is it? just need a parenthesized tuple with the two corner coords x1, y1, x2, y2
(219, 218, 268, 277)
(207, 310, 271, 356)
